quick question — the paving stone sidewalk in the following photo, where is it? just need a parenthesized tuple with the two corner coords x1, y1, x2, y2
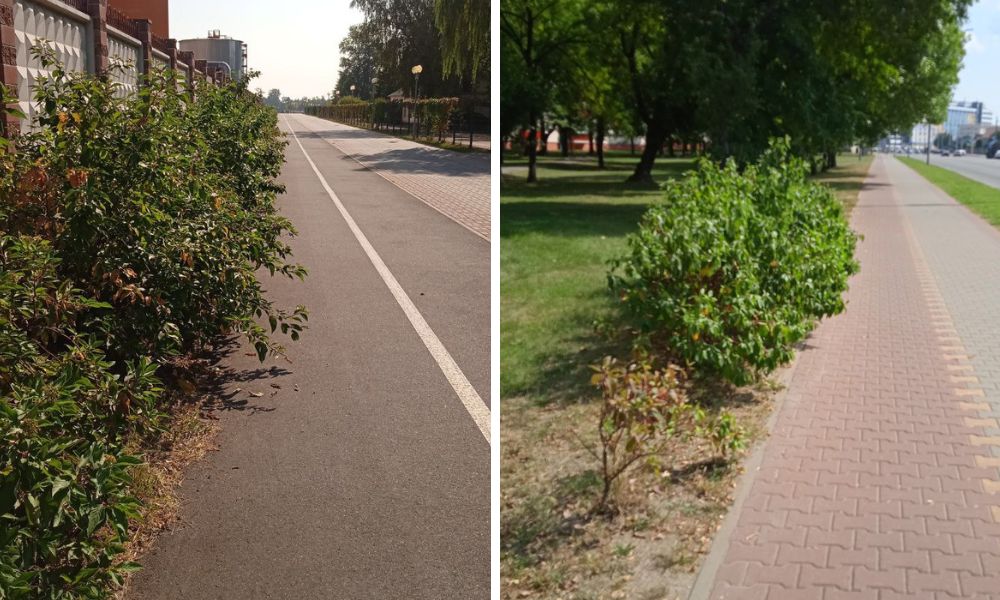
(288, 113, 491, 240)
(696, 156, 1000, 599)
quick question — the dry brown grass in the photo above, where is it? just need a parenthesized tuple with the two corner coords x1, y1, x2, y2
(113, 359, 224, 598)
(501, 377, 778, 600)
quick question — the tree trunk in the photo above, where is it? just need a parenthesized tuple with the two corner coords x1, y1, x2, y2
(538, 118, 548, 155)
(596, 117, 606, 169)
(630, 137, 635, 155)
(588, 129, 595, 155)
(629, 122, 667, 183)
(527, 116, 538, 183)
(559, 126, 571, 157)
(500, 135, 505, 165)
(826, 151, 837, 169)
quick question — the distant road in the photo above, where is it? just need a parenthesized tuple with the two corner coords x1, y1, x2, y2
(921, 153, 1000, 190)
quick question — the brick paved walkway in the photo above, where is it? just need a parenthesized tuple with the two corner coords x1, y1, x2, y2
(287, 113, 490, 241)
(697, 156, 1000, 599)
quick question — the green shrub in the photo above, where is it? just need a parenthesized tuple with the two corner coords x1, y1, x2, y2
(0, 54, 305, 598)
(609, 139, 858, 385)
(0, 231, 163, 597)
(335, 96, 367, 106)
(589, 357, 742, 512)
(414, 98, 458, 140)
(3, 53, 305, 364)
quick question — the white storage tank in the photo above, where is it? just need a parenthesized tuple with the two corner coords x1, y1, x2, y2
(179, 30, 247, 80)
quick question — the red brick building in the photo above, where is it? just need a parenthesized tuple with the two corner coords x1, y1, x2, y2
(112, 0, 170, 39)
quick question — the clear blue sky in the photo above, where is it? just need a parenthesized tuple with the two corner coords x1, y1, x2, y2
(170, 0, 362, 98)
(956, 0, 1000, 123)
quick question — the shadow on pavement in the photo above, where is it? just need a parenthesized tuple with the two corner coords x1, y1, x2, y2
(299, 130, 489, 177)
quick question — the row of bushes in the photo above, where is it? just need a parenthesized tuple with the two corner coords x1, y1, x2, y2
(305, 97, 460, 141)
(0, 52, 303, 597)
(591, 140, 858, 509)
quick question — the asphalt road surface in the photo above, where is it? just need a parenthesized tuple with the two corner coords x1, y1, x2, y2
(128, 114, 490, 599)
(924, 152, 1000, 190)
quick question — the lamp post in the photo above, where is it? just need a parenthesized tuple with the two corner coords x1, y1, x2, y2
(369, 76, 380, 130)
(411, 64, 423, 139)
(349, 85, 357, 124)
(926, 121, 931, 165)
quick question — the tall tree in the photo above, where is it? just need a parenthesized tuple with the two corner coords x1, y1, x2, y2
(264, 88, 283, 111)
(350, 0, 453, 97)
(336, 22, 381, 99)
(435, 0, 490, 82)
(500, 0, 586, 182)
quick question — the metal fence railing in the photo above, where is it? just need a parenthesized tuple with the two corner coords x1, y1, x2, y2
(305, 96, 489, 150)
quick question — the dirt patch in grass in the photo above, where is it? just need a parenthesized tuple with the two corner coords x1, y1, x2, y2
(500, 377, 778, 600)
(813, 153, 874, 213)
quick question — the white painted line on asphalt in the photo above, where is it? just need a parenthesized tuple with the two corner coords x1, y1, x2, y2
(285, 117, 491, 444)
(288, 113, 489, 243)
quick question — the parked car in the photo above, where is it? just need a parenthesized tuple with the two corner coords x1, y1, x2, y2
(956, 149, 967, 156)
(987, 139, 999, 159)
(941, 149, 951, 156)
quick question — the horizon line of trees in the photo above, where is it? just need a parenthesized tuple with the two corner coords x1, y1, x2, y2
(501, 0, 972, 182)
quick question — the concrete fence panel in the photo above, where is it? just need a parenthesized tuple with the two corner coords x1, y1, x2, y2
(105, 25, 138, 95)
(13, 0, 88, 128)
(2, 0, 210, 132)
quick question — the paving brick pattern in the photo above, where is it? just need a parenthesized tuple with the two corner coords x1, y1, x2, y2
(889, 158, 1000, 458)
(704, 156, 1000, 599)
(287, 114, 490, 241)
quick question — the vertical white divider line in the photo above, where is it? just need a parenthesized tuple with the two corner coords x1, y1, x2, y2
(284, 117, 491, 443)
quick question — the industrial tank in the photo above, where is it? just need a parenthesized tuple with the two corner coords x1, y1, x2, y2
(179, 30, 247, 79)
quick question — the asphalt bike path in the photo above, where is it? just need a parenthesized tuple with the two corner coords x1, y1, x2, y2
(128, 115, 489, 599)
(289, 113, 491, 240)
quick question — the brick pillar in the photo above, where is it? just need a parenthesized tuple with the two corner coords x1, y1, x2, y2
(179, 50, 194, 99)
(0, 0, 19, 136)
(132, 18, 152, 79)
(87, 0, 109, 76)
(166, 38, 178, 71)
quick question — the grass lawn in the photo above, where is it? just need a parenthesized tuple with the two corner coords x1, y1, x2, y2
(501, 153, 693, 402)
(500, 151, 873, 600)
(897, 156, 1000, 227)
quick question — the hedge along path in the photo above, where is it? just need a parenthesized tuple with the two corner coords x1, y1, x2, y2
(284, 117, 491, 442)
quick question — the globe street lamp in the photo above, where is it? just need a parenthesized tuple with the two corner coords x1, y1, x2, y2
(350, 84, 356, 96)
(370, 76, 378, 100)
(411, 64, 422, 99)
(411, 65, 423, 139)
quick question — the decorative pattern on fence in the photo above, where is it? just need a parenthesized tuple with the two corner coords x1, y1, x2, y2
(13, 0, 87, 125)
(3, 0, 211, 133)
(151, 47, 168, 70)
(106, 27, 139, 96)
